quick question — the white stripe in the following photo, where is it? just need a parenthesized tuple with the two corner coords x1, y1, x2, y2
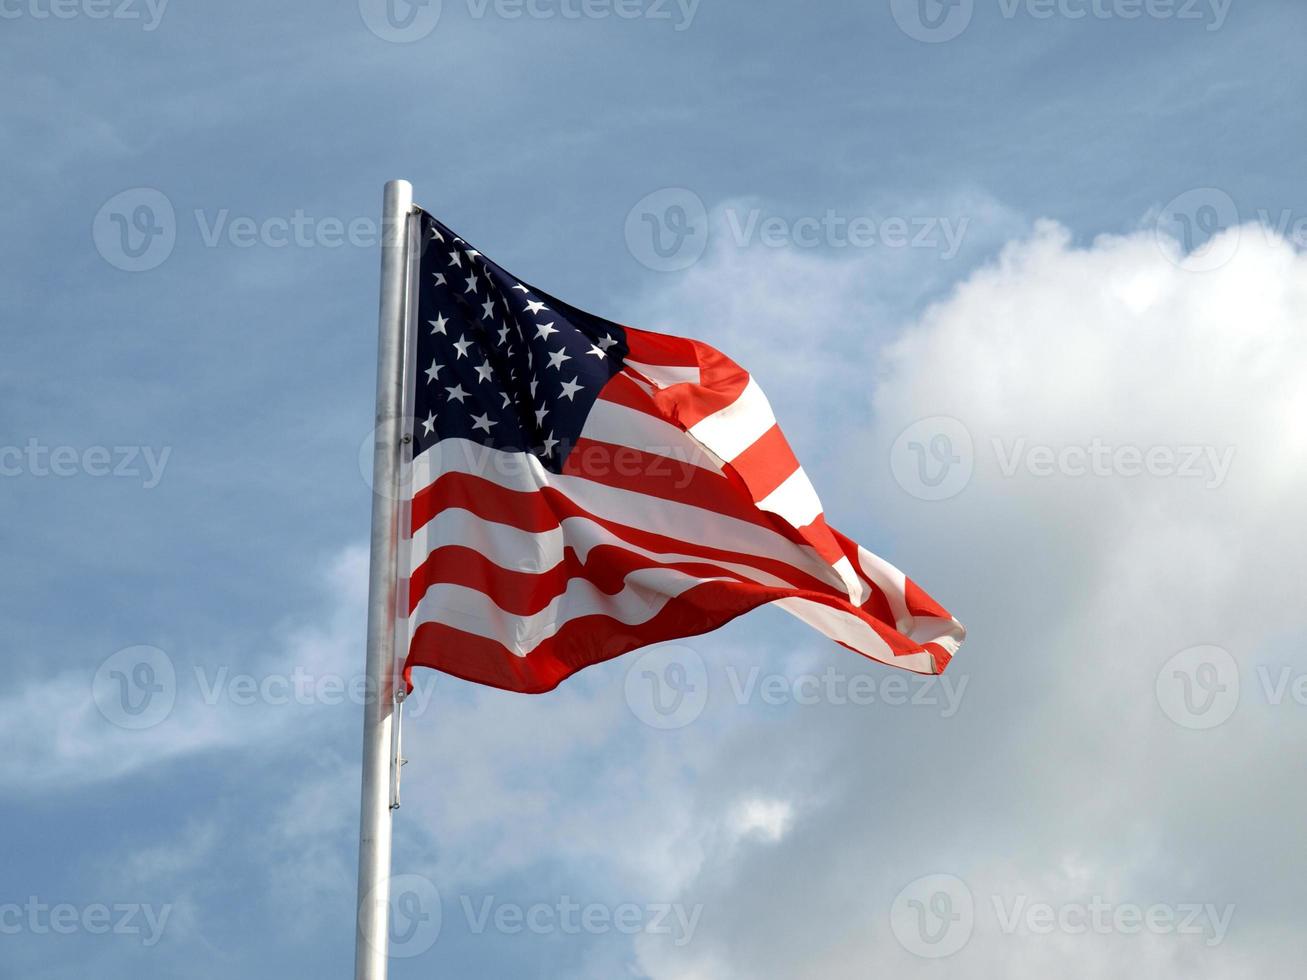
(755, 467, 822, 528)
(410, 565, 726, 656)
(624, 360, 700, 389)
(687, 376, 776, 462)
(408, 505, 801, 591)
(411, 439, 849, 593)
(771, 597, 939, 674)
(585, 397, 723, 473)
(406, 438, 946, 673)
(855, 545, 912, 633)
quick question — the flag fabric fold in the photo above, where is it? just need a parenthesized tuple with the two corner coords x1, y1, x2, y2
(401, 210, 965, 693)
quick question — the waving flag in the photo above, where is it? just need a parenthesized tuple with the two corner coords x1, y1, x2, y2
(401, 209, 964, 693)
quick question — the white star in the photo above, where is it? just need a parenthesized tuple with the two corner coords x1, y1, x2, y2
(429, 313, 448, 335)
(424, 360, 442, 383)
(546, 348, 571, 370)
(448, 251, 462, 267)
(464, 273, 479, 294)
(586, 344, 607, 359)
(429, 226, 444, 242)
(535, 321, 559, 340)
(421, 412, 436, 436)
(512, 283, 529, 293)
(452, 337, 473, 359)
(535, 406, 549, 426)
(471, 412, 497, 434)
(431, 272, 446, 287)
(496, 323, 511, 345)
(541, 433, 559, 457)
(474, 361, 494, 383)
(445, 384, 469, 403)
(524, 300, 548, 315)
(500, 391, 514, 409)
(530, 377, 539, 397)
(466, 249, 481, 262)
(481, 298, 495, 320)
(597, 333, 618, 351)
(559, 377, 583, 401)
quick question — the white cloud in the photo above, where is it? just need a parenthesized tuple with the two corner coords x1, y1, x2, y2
(620, 218, 1307, 978)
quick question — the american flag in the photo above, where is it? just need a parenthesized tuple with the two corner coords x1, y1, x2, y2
(400, 209, 965, 693)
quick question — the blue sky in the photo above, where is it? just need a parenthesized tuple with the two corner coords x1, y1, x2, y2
(3, 1, 1306, 977)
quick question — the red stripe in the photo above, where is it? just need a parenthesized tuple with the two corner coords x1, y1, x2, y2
(595, 371, 666, 419)
(905, 576, 952, 620)
(561, 437, 770, 530)
(405, 578, 948, 694)
(620, 326, 702, 367)
(728, 422, 799, 503)
(409, 541, 759, 617)
(410, 470, 847, 595)
(625, 326, 751, 429)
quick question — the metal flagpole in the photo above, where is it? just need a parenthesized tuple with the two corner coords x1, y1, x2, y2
(354, 178, 413, 980)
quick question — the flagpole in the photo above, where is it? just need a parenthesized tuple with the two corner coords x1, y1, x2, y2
(354, 178, 413, 980)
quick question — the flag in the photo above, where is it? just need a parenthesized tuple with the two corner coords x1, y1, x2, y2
(400, 209, 965, 693)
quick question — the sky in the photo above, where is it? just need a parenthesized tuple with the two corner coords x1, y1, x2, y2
(2, 0, 1306, 976)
